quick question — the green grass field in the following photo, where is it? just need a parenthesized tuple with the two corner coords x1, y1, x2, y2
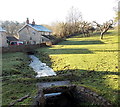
(2, 30, 119, 106)
(2, 53, 65, 106)
(36, 30, 119, 105)
(2, 52, 37, 105)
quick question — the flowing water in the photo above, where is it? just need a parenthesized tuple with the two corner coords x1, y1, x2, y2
(29, 55, 56, 77)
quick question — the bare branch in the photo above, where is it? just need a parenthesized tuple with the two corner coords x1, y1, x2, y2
(9, 94, 30, 106)
(93, 20, 113, 39)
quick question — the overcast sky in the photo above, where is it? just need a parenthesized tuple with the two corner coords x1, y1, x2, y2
(0, 0, 118, 25)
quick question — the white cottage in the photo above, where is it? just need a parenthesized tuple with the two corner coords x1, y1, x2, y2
(0, 27, 8, 47)
(17, 19, 52, 44)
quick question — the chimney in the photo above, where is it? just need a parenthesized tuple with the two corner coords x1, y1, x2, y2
(32, 19, 35, 25)
(26, 18, 29, 24)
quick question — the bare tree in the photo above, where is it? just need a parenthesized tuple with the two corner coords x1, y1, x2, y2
(1, 21, 24, 36)
(66, 6, 82, 35)
(93, 20, 113, 39)
(79, 21, 95, 37)
(51, 7, 96, 38)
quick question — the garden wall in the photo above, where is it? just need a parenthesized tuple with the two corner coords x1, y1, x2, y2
(1, 38, 63, 53)
(1, 43, 47, 53)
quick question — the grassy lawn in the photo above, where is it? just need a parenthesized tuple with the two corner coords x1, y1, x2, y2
(2, 52, 66, 106)
(2, 30, 119, 106)
(2, 52, 37, 105)
(36, 30, 119, 105)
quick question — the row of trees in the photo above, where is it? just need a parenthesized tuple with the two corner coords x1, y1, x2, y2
(0, 6, 116, 39)
(50, 7, 114, 39)
(51, 7, 96, 38)
(0, 21, 24, 36)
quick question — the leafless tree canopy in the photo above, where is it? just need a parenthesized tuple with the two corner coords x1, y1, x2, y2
(0, 6, 112, 39)
(79, 21, 95, 37)
(1, 21, 25, 36)
(51, 7, 96, 38)
(93, 20, 113, 39)
(66, 7, 82, 35)
(66, 7, 82, 24)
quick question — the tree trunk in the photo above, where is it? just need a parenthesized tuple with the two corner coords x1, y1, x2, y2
(100, 33, 104, 39)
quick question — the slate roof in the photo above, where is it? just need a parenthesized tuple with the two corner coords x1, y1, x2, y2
(42, 34, 56, 40)
(18, 24, 52, 33)
(29, 24, 52, 32)
(7, 36, 18, 42)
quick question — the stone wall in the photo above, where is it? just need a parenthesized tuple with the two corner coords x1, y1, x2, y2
(32, 85, 112, 107)
(0, 32, 8, 47)
(74, 86, 112, 106)
(1, 43, 47, 53)
(1, 37, 63, 53)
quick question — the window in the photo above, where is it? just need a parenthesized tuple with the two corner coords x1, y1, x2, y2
(32, 31, 36, 35)
(30, 37, 32, 40)
(33, 41, 36, 44)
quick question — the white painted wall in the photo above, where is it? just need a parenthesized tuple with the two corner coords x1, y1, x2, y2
(0, 32, 8, 47)
(19, 26, 42, 44)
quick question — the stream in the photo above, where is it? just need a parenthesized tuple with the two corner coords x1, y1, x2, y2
(29, 55, 56, 77)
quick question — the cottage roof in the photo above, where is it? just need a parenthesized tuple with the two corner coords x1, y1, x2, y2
(0, 27, 6, 32)
(7, 36, 18, 42)
(29, 24, 52, 32)
(18, 24, 52, 33)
